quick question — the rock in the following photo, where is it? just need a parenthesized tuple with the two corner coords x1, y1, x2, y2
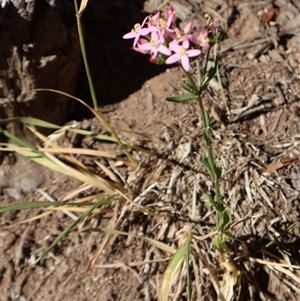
(1, 153, 46, 199)
(0, 0, 81, 140)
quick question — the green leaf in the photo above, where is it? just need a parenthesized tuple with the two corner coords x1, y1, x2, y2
(203, 109, 211, 127)
(216, 208, 232, 232)
(212, 232, 229, 251)
(202, 110, 213, 146)
(201, 194, 215, 206)
(166, 93, 198, 102)
(35, 197, 110, 264)
(212, 198, 225, 212)
(0, 117, 60, 129)
(161, 231, 193, 301)
(203, 128, 213, 146)
(202, 151, 214, 179)
(214, 160, 223, 179)
(199, 57, 218, 94)
(180, 80, 197, 94)
(210, 30, 224, 45)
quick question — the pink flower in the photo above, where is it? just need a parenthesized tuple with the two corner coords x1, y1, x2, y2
(166, 5, 176, 27)
(205, 13, 218, 33)
(147, 10, 175, 41)
(194, 27, 210, 48)
(178, 21, 195, 48)
(132, 38, 151, 54)
(166, 40, 201, 72)
(138, 31, 172, 58)
(123, 18, 150, 47)
(148, 12, 161, 27)
(184, 21, 193, 34)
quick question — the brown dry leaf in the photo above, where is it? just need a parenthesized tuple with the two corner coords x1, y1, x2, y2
(264, 161, 285, 172)
(260, 4, 276, 27)
(264, 158, 299, 172)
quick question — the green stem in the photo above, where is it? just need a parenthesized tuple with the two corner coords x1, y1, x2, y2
(185, 58, 223, 209)
(73, 0, 136, 167)
(197, 95, 221, 201)
(202, 48, 211, 80)
(74, 0, 98, 111)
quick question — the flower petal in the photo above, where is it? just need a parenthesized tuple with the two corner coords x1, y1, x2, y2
(123, 32, 136, 39)
(168, 40, 179, 52)
(165, 53, 180, 65)
(187, 49, 201, 57)
(139, 43, 152, 51)
(158, 44, 172, 56)
(184, 21, 192, 34)
(181, 55, 190, 72)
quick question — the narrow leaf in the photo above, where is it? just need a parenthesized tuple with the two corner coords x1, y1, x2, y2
(35, 197, 108, 263)
(166, 93, 198, 102)
(180, 80, 197, 94)
(203, 109, 211, 127)
(203, 128, 213, 146)
(200, 194, 215, 207)
(0, 117, 60, 129)
(214, 161, 223, 179)
(161, 231, 193, 301)
(199, 58, 218, 94)
(202, 151, 214, 179)
(212, 232, 229, 251)
(0, 201, 97, 214)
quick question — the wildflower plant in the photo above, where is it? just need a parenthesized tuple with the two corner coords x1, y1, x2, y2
(124, 7, 231, 252)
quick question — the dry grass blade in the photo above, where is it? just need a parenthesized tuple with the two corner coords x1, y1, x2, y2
(161, 230, 193, 301)
(249, 257, 300, 270)
(15, 143, 116, 193)
(26, 88, 136, 166)
(1, 133, 116, 193)
(35, 196, 111, 263)
(3, 211, 52, 229)
(0, 201, 91, 214)
(139, 236, 176, 255)
(94, 160, 122, 184)
(45, 206, 112, 214)
(219, 261, 240, 301)
(43, 151, 116, 193)
(59, 184, 94, 201)
(3, 145, 116, 158)
(95, 257, 171, 268)
(249, 256, 300, 285)
(78, 0, 88, 16)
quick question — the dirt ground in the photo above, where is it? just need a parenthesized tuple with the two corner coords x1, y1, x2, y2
(1, 0, 300, 300)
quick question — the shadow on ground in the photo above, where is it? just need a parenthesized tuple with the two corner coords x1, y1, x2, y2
(74, 1, 168, 119)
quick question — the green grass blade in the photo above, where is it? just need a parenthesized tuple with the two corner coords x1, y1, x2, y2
(161, 230, 193, 301)
(0, 201, 98, 213)
(1, 128, 39, 150)
(35, 197, 110, 264)
(0, 117, 61, 129)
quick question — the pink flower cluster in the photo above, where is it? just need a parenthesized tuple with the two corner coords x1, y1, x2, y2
(123, 6, 221, 72)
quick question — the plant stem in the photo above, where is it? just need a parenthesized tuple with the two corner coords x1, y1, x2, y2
(184, 69, 222, 205)
(197, 94, 221, 201)
(74, 0, 98, 111)
(74, 0, 137, 167)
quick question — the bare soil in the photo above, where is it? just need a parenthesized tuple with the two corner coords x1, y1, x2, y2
(1, 0, 300, 301)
